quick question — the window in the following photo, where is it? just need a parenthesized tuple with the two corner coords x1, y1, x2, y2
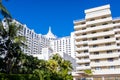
(118, 49, 120, 52)
(105, 43, 111, 46)
(83, 44, 88, 47)
(107, 50, 112, 53)
(83, 38, 87, 41)
(117, 44, 120, 46)
(95, 59, 99, 63)
(101, 16, 107, 19)
(104, 29, 109, 32)
(95, 67, 101, 70)
(93, 45, 98, 47)
(85, 63, 89, 66)
(107, 58, 114, 62)
(102, 23, 108, 25)
(82, 28, 86, 30)
(104, 36, 110, 39)
(84, 57, 88, 59)
(82, 33, 86, 35)
(81, 22, 85, 24)
(91, 25, 96, 27)
(90, 19, 95, 21)
(84, 50, 88, 53)
(94, 52, 99, 55)
(92, 38, 97, 40)
(109, 66, 115, 69)
(92, 31, 96, 34)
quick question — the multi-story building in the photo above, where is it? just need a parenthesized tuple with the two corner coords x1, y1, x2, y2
(45, 27, 74, 57)
(2, 19, 50, 55)
(72, 4, 120, 80)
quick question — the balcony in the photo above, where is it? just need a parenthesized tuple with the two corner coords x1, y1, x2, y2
(93, 68, 120, 75)
(89, 45, 117, 52)
(75, 41, 88, 45)
(114, 28, 120, 32)
(76, 35, 88, 39)
(115, 34, 120, 37)
(74, 24, 86, 30)
(76, 46, 89, 51)
(86, 17, 112, 25)
(90, 60, 120, 67)
(76, 59, 90, 64)
(76, 66, 91, 70)
(86, 24, 113, 32)
(88, 38, 116, 45)
(88, 31, 114, 38)
(76, 53, 89, 57)
(90, 53, 119, 59)
(113, 23, 120, 27)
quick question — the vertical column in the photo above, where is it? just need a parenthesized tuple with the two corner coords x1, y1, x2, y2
(73, 77, 76, 80)
(102, 76, 104, 80)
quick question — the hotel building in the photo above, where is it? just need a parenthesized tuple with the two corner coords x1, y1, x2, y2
(72, 5, 120, 80)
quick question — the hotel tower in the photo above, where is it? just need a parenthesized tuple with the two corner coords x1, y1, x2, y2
(72, 5, 120, 80)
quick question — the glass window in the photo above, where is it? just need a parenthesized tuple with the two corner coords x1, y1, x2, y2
(95, 67, 101, 70)
(107, 50, 112, 53)
(95, 59, 99, 63)
(84, 50, 88, 53)
(91, 25, 96, 27)
(105, 43, 111, 46)
(109, 66, 115, 69)
(94, 52, 99, 55)
(92, 38, 97, 40)
(93, 45, 98, 47)
(104, 36, 110, 39)
(107, 58, 114, 62)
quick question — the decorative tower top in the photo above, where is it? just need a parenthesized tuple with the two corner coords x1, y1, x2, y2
(45, 26, 57, 40)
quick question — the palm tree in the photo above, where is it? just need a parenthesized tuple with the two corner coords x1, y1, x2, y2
(0, 20, 26, 74)
(0, 0, 11, 18)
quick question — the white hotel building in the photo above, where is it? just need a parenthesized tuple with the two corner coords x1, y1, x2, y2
(2, 19, 75, 60)
(72, 5, 120, 80)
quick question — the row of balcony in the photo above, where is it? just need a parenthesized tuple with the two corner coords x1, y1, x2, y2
(90, 60, 120, 67)
(93, 68, 120, 75)
(76, 45, 117, 52)
(86, 17, 112, 25)
(75, 31, 114, 40)
(75, 38, 116, 45)
(75, 23, 113, 34)
(76, 52, 119, 59)
(76, 61, 120, 71)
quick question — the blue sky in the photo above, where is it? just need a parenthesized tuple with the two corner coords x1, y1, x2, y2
(2, 0, 120, 37)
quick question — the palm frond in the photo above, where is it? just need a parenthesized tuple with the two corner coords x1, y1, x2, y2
(0, 3, 11, 18)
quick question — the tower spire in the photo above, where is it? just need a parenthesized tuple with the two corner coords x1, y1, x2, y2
(48, 26, 51, 33)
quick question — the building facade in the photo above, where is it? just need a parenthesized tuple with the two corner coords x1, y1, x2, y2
(72, 5, 120, 80)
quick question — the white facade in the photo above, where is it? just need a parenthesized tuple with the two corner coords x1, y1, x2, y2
(2, 20, 75, 60)
(73, 4, 120, 80)
(52, 37, 71, 55)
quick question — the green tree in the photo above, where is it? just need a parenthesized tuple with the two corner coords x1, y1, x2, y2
(0, 20, 26, 74)
(0, 0, 26, 74)
(50, 54, 73, 80)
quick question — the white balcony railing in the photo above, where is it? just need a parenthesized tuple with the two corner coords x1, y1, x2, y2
(88, 31, 114, 38)
(76, 66, 91, 70)
(89, 45, 117, 52)
(93, 68, 120, 75)
(76, 53, 89, 57)
(90, 60, 120, 67)
(88, 38, 116, 45)
(86, 17, 112, 25)
(76, 59, 90, 64)
(90, 53, 119, 59)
